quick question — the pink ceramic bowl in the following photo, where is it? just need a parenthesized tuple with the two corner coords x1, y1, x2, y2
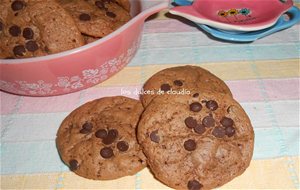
(0, 0, 168, 96)
(170, 0, 294, 31)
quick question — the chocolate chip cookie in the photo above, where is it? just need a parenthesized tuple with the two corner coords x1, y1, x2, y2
(56, 96, 146, 180)
(0, 0, 84, 59)
(137, 93, 254, 190)
(140, 65, 232, 107)
(58, 0, 131, 38)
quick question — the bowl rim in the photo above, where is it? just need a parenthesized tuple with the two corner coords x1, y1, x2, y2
(0, 1, 168, 65)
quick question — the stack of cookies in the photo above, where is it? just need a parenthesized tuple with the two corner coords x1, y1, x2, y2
(56, 65, 254, 190)
(0, 0, 131, 59)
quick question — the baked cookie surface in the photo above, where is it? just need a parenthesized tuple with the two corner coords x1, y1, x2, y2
(58, 0, 131, 38)
(140, 65, 232, 107)
(0, 0, 84, 59)
(137, 93, 254, 190)
(56, 96, 146, 180)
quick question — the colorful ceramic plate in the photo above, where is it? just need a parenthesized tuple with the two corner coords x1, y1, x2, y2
(170, 0, 294, 31)
(197, 6, 300, 42)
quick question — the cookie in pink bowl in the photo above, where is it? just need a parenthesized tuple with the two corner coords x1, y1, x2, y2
(0, 0, 168, 96)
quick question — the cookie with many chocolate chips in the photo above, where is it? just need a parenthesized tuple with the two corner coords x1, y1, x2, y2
(0, 0, 84, 59)
(56, 96, 146, 180)
(58, 0, 131, 38)
(140, 65, 232, 107)
(137, 93, 254, 190)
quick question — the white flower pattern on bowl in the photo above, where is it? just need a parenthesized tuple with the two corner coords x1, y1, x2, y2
(0, 39, 139, 96)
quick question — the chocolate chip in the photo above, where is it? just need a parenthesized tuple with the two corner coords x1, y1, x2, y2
(11, 1, 24, 11)
(109, 129, 118, 138)
(13, 45, 26, 56)
(83, 122, 93, 130)
(225, 126, 235, 137)
(79, 13, 91, 21)
(69, 159, 79, 171)
(9, 25, 21, 36)
(79, 128, 89, 134)
(212, 127, 225, 138)
(106, 11, 116, 18)
(206, 100, 218, 111)
(184, 139, 196, 151)
(100, 147, 114, 158)
(192, 93, 199, 98)
(187, 180, 203, 190)
(25, 40, 38, 52)
(220, 117, 234, 127)
(0, 22, 3, 31)
(95, 129, 107, 139)
(95, 1, 105, 9)
(202, 116, 215, 128)
(173, 80, 183, 86)
(194, 124, 205, 135)
(190, 102, 202, 112)
(80, 122, 93, 134)
(185, 117, 197, 129)
(102, 129, 118, 145)
(117, 141, 129, 152)
(22, 27, 34, 39)
(150, 130, 160, 143)
(160, 83, 170, 92)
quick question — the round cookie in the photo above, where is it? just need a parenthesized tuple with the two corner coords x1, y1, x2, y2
(140, 65, 232, 107)
(0, 0, 84, 59)
(58, 0, 131, 38)
(137, 93, 254, 190)
(56, 96, 146, 180)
